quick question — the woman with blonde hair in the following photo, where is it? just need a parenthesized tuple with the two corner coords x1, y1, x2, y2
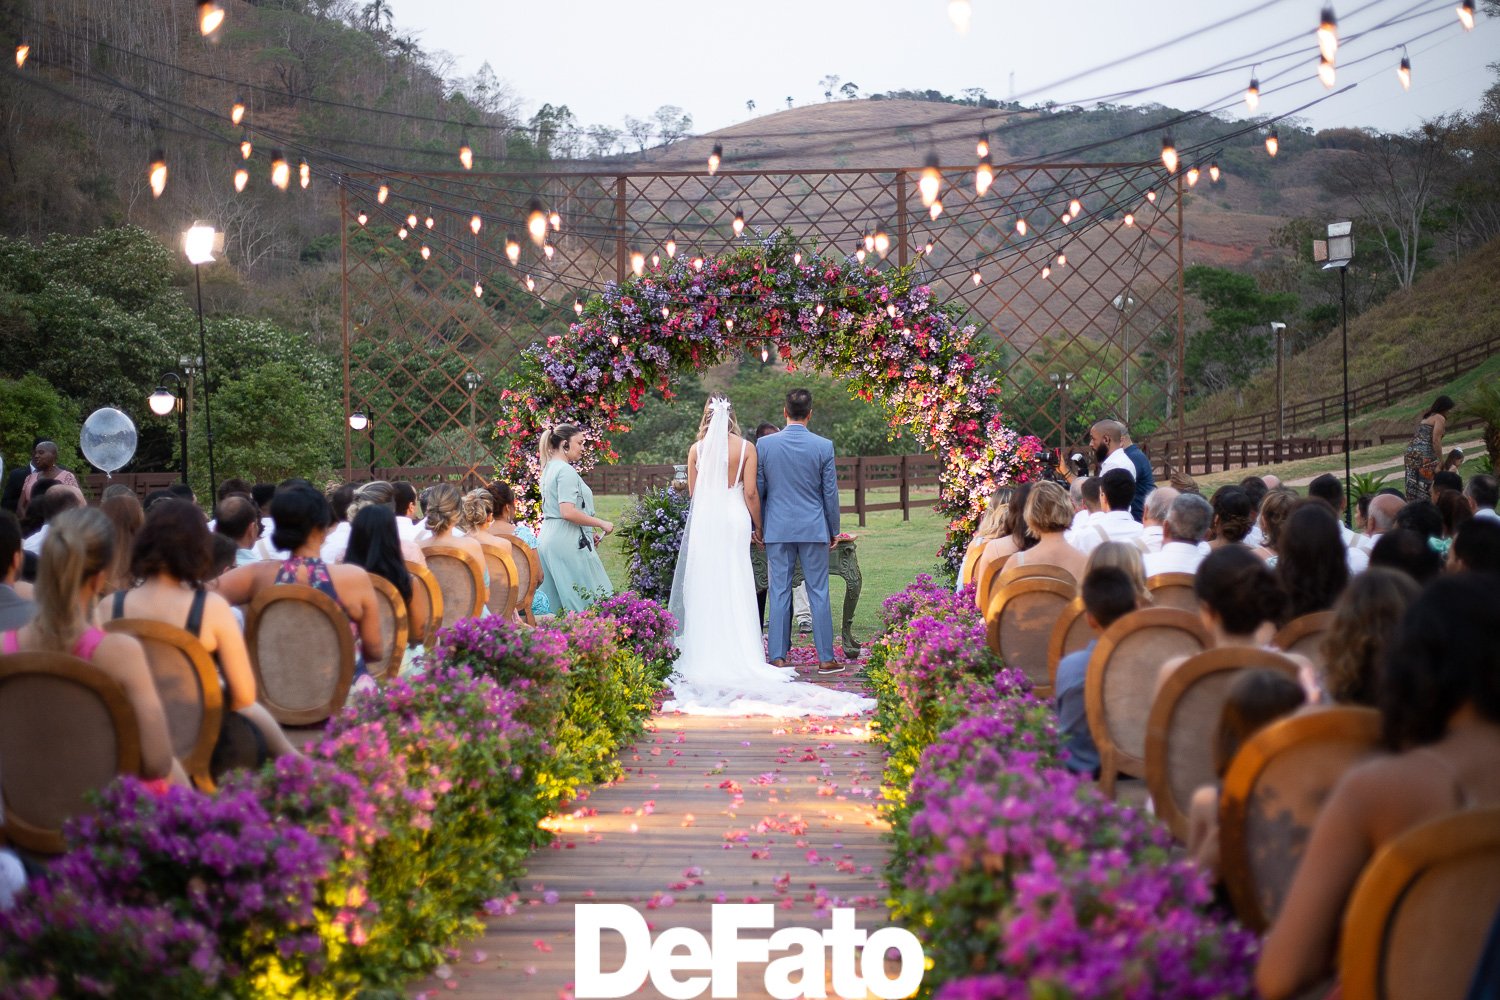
(2, 508, 179, 785)
(958, 488, 1010, 591)
(461, 488, 526, 619)
(1084, 540, 1151, 607)
(1007, 481, 1090, 584)
(345, 480, 424, 566)
(537, 424, 614, 612)
(418, 482, 491, 595)
(973, 482, 1037, 603)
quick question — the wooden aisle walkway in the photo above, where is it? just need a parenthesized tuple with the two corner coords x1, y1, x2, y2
(407, 703, 891, 1000)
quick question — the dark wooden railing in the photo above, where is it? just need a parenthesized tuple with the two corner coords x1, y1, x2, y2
(1146, 436, 1373, 478)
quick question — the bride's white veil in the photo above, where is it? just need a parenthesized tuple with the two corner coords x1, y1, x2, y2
(668, 398, 732, 639)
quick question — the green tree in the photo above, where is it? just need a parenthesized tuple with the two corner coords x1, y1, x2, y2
(191, 361, 341, 491)
(1183, 266, 1299, 400)
(0, 375, 82, 474)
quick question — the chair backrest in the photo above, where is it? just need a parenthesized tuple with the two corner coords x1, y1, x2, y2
(517, 539, 543, 623)
(404, 561, 443, 647)
(102, 619, 223, 792)
(363, 574, 410, 685)
(1340, 807, 1500, 1000)
(997, 561, 1078, 592)
(1085, 606, 1212, 796)
(422, 545, 487, 631)
(959, 542, 984, 590)
(973, 553, 1007, 616)
(0, 651, 143, 854)
(479, 538, 520, 619)
(501, 536, 536, 619)
(985, 577, 1076, 696)
(245, 584, 355, 726)
(1220, 706, 1382, 932)
(1146, 572, 1199, 612)
(1273, 611, 1336, 674)
(1047, 595, 1095, 690)
(1145, 647, 1302, 842)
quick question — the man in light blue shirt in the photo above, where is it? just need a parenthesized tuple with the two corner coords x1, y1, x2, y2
(1055, 565, 1141, 776)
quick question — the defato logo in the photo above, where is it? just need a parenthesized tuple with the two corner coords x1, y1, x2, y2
(574, 903, 925, 999)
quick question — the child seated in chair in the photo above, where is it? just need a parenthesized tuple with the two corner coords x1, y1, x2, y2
(1054, 566, 1139, 777)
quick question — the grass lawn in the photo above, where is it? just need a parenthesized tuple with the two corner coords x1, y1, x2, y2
(590, 490, 950, 643)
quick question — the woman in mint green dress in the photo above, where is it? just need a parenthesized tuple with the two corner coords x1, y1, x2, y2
(537, 424, 615, 612)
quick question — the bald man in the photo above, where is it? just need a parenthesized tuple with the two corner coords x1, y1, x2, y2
(1089, 420, 1134, 480)
(1362, 493, 1405, 553)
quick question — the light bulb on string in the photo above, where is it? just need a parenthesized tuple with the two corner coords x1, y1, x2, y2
(574, 300, 583, 315)
(793, 252, 802, 266)
(1055, 253, 1067, 267)
(1041, 266, 1051, 280)
(665, 239, 676, 258)
(886, 303, 897, 318)
(1265, 130, 1280, 157)
(707, 143, 722, 176)
(651, 253, 660, 268)
(543, 244, 555, 260)
(1318, 55, 1336, 89)
(407, 213, 419, 228)
(1161, 135, 1178, 174)
(874, 229, 890, 257)
(1186, 165, 1200, 187)
(270, 150, 289, 191)
(16, 42, 29, 68)
(692, 257, 704, 272)
(298, 160, 310, 189)
(148, 150, 167, 198)
(976, 133, 989, 159)
(863, 233, 875, 254)
(505, 237, 520, 265)
(1398, 50, 1411, 90)
(918, 153, 942, 207)
(855, 248, 867, 263)
(929, 200, 943, 220)
(525, 275, 535, 292)
(1209, 162, 1221, 182)
(732, 210, 745, 236)
(630, 251, 645, 276)
(424, 212, 434, 229)
(1146, 189, 1157, 203)
(230, 99, 244, 125)
(1458, 0, 1475, 29)
(459, 140, 473, 170)
(397, 226, 407, 240)
(1062, 213, 1072, 224)
(376, 183, 388, 204)
(923, 241, 934, 255)
(549, 211, 561, 231)
(197, 0, 224, 35)
(761, 343, 769, 363)
(610, 333, 619, 347)
(976, 157, 994, 196)
(470, 214, 482, 235)
(1245, 70, 1260, 111)
(527, 200, 547, 245)
(948, 0, 972, 33)
(971, 270, 982, 286)
(240, 135, 252, 159)
(474, 281, 483, 298)
(1015, 218, 1028, 236)
(1124, 212, 1135, 227)
(357, 207, 368, 226)
(725, 318, 734, 332)
(1317, 6, 1339, 63)
(661, 307, 670, 319)
(419, 245, 431, 260)
(234, 166, 249, 192)
(814, 303, 825, 316)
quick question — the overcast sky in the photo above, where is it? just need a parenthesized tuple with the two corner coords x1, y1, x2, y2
(401, 0, 1497, 144)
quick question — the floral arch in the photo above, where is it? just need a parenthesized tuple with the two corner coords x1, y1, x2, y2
(493, 230, 1047, 566)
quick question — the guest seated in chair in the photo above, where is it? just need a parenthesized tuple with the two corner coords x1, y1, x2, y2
(101, 500, 296, 759)
(974, 482, 1036, 593)
(1084, 540, 1151, 607)
(214, 485, 384, 680)
(1006, 481, 1089, 584)
(0, 511, 37, 630)
(1317, 568, 1419, 706)
(1276, 502, 1351, 621)
(344, 504, 426, 661)
(486, 481, 551, 619)
(3, 508, 180, 786)
(1054, 566, 1140, 778)
(1257, 574, 1500, 999)
(1207, 487, 1255, 550)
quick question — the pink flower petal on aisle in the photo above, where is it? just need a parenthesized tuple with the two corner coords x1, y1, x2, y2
(534, 939, 553, 953)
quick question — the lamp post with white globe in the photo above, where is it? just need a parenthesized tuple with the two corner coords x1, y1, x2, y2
(148, 373, 190, 486)
(183, 221, 222, 493)
(349, 411, 375, 477)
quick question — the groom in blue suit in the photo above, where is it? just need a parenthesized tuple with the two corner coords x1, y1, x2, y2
(755, 388, 843, 674)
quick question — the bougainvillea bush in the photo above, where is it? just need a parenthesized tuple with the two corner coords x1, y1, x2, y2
(592, 590, 680, 679)
(493, 230, 1046, 568)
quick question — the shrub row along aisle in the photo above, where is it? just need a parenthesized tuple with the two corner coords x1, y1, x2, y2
(866, 576, 1256, 1000)
(0, 595, 679, 1000)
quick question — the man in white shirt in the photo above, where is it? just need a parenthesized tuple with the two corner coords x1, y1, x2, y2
(1139, 486, 1179, 553)
(1069, 469, 1143, 554)
(213, 495, 263, 567)
(1068, 477, 1102, 533)
(1307, 473, 1369, 573)
(1466, 474, 1499, 524)
(1089, 420, 1135, 480)
(1364, 492, 1405, 553)
(1143, 493, 1213, 577)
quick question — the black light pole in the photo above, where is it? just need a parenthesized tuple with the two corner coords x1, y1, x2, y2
(183, 223, 220, 493)
(148, 373, 189, 485)
(1317, 221, 1355, 528)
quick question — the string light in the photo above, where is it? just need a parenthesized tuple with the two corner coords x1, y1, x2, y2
(522, 199, 544, 244)
(1186, 165, 1200, 187)
(543, 244, 555, 260)
(886, 303, 898, 317)
(1061, 213, 1072, 224)
(948, 0, 972, 33)
(610, 333, 619, 347)
(1209, 162, 1221, 182)
(459, 139, 473, 170)
(929, 200, 943, 220)
(707, 143, 722, 176)
(1265, 129, 1280, 157)
(234, 166, 248, 191)
(919, 153, 942, 208)
(651, 253, 660, 268)
(148, 150, 167, 198)
(976, 133, 989, 159)
(793, 252, 802, 265)
(197, 0, 224, 36)
(356, 207, 368, 226)
(420, 245, 431, 260)
(524, 275, 535, 291)
(725, 318, 734, 331)
(407, 213, 419, 228)
(1317, 6, 1339, 63)
(874, 229, 890, 257)
(474, 281, 484, 298)
(855, 248, 867, 263)
(1318, 55, 1336, 89)
(814, 303, 825, 316)
(1146, 189, 1157, 203)
(470, 214, 482, 235)
(661, 307, 670, 319)
(1068, 198, 1082, 217)
(239, 135, 252, 159)
(863, 233, 876, 254)
(1161, 135, 1178, 174)
(1246, 72, 1260, 112)
(971, 270, 982, 286)
(1458, 0, 1475, 30)
(505, 237, 520, 265)
(1398, 50, 1412, 90)
(549, 211, 561, 231)
(761, 343, 769, 362)
(424, 211, 433, 229)
(376, 184, 388, 204)
(1015, 219, 1028, 236)
(230, 99, 244, 125)
(665, 239, 677, 258)
(693, 257, 704, 271)
(923, 241, 934, 255)
(630, 251, 645, 276)
(298, 160, 309, 189)
(1041, 266, 1052, 280)
(1124, 212, 1135, 227)
(1055, 253, 1067, 267)
(15, 42, 29, 68)
(732, 210, 745, 236)
(397, 226, 407, 240)
(574, 300, 583, 315)
(270, 150, 289, 190)
(976, 156, 994, 196)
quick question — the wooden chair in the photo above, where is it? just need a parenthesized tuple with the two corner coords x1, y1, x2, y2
(363, 575, 410, 685)
(985, 577, 1076, 696)
(1146, 572, 1199, 612)
(1145, 647, 1302, 843)
(1274, 611, 1336, 675)
(1220, 707, 1382, 931)
(1340, 807, 1500, 1000)
(973, 553, 1009, 616)
(1085, 607, 1212, 798)
(102, 619, 223, 792)
(245, 584, 355, 727)
(0, 652, 143, 854)
(958, 543, 984, 591)
(1047, 595, 1096, 691)
(996, 561, 1077, 592)
(405, 561, 443, 647)
(477, 538, 520, 619)
(507, 538, 543, 624)
(422, 545, 487, 632)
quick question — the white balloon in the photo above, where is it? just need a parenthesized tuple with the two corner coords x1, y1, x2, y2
(80, 407, 138, 474)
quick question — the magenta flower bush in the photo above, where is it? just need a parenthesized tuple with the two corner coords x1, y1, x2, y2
(879, 574, 980, 632)
(429, 613, 572, 730)
(592, 590, 679, 678)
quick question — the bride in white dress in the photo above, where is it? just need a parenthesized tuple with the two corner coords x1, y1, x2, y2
(664, 397, 873, 717)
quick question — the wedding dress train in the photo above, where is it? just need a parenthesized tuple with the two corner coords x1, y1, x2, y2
(663, 402, 873, 717)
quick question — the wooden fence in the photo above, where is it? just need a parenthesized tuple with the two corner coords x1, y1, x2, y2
(1147, 436, 1373, 477)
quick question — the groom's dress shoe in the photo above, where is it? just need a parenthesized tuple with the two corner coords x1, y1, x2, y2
(817, 662, 845, 675)
(771, 658, 787, 668)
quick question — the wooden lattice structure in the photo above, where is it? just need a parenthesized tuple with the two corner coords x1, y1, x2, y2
(339, 163, 1184, 479)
